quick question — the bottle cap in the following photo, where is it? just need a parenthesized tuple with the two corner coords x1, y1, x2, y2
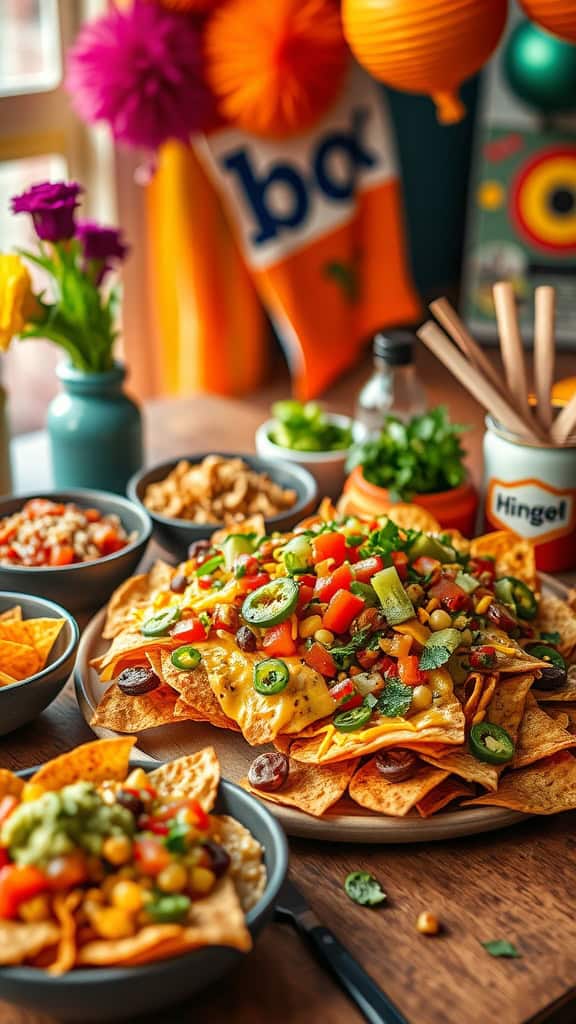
(373, 330, 414, 366)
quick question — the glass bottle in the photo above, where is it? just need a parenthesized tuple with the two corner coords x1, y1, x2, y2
(355, 330, 427, 436)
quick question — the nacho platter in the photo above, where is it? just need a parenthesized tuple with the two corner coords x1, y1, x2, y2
(73, 507, 573, 843)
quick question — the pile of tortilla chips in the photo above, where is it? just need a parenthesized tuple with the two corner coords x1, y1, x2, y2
(91, 513, 576, 823)
(0, 739, 262, 972)
(0, 605, 65, 686)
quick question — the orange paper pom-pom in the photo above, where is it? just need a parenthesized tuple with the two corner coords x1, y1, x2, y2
(204, 0, 349, 139)
(519, 0, 576, 45)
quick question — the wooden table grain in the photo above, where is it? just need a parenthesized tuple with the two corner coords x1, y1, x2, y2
(3, 347, 576, 1024)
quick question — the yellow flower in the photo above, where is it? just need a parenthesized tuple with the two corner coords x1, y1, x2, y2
(0, 253, 40, 351)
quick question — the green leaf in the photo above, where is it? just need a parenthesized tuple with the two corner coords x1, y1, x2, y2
(344, 871, 386, 907)
(164, 822, 190, 853)
(481, 940, 521, 959)
(377, 679, 413, 718)
(419, 628, 461, 671)
(329, 628, 371, 668)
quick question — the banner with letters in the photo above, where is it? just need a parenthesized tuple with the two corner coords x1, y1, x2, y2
(196, 65, 420, 398)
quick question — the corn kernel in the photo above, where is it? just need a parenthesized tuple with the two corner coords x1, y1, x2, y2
(153, 592, 170, 609)
(475, 594, 493, 615)
(125, 768, 149, 790)
(262, 562, 278, 574)
(18, 895, 51, 923)
(189, 866, 216, 895)
(157, 862, 188, 893)
(314, 628, 334, 645)
(416, 911, 441, 935)
(21, 783, 45, 803)
(102, 835, 133, 866)
(92, 907, 135, 940)
(111, 880, 144, 913)
(298, 615, 323, 639)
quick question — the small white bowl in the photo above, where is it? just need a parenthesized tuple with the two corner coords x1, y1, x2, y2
(255, 414, 360, 501)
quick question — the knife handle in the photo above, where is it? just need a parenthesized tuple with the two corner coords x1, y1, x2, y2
(294, 920, 408, 1024)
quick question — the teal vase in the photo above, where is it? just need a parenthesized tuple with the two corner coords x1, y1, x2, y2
(48, 362, 143, 494)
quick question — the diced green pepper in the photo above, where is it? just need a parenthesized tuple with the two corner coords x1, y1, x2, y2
(281, 535, 313, 575)
(371, 566, 415, 625)
(455, 571, 480, 594)
(222, 535, 254, 572)
(408, 534, 456, 564)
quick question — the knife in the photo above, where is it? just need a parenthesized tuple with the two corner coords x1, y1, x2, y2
(275, 878, 409, 1024)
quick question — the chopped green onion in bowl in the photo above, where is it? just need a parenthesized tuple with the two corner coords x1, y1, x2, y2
(268, 401, 353, 453)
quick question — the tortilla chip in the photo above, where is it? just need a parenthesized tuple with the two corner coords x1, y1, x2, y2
(0, 605, 22, 621)
(534, 665, 576, 702)
(30, 737, 135, 790)
(146, 648, 165, 678)
(48, 890, 82, 976)
(148, 747, 220, 811)
(422, 747, 500, 790)
(0, 768, 23, 799)
(212, 815, 266, 911)
(24, 618, 66, 668)
(92, 630, 171, 679)
(465, 751, 576, 814)
(349, 760, 449, 817)
(161, 652, 240, 732)
(416, 776, 474, 817)
(0, 639, 41, 681)
(210, 514, 265, 547)
(0, 670, 17, 687)
(384, 505, 441, 534)
(77, 924, 184, 966)
(103, 574, 150, 639)
(91, 683, 183, 733)
(173, 696, 216, 723)
(0, 920, 60, 965)
(549, 711, 570, 729)
(470, 531, 537, 589)
(273, 735, 293, 755)
(243, 757, 358, 818)
(535, 595, 576, 660)
(289, 698, 465, 765)
(514, 694, 576, 768)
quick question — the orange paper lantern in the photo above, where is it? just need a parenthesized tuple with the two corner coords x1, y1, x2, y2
(519, 0, 576, 45)
(342, 0, 508, 124)
(204, 0, 349, 139)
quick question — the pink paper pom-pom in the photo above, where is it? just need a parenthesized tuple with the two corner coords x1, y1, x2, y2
(66, 0, 214, 150)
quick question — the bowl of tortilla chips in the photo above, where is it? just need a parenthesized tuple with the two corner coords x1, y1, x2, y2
(0, 593, 79, 735)
(0, 739, 288, 1021)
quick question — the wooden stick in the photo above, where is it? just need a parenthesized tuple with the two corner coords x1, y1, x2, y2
(417, 321, 543, 444)
(429, 298, 505, 398)
(492, 282, 535, 428)
(533, 285, 556, 434)
(551, 391, 576, 444)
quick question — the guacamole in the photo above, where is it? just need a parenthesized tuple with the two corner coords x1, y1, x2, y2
(2, 782, 134, 866)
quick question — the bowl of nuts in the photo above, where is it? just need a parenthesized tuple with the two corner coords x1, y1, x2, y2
(127, 453, 318, 557)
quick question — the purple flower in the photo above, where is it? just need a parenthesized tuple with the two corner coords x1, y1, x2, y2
(11, 181, 83, 242)
(76, 220, 129, 284)
(66, 0, 214, 152)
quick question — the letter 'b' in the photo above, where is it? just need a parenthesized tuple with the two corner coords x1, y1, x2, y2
(222, 152, 308, 245)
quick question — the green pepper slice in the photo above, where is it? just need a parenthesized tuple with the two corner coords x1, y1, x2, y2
(141, 606, 182, 637)
(494, 576, 537, 620)
(334, 703, 374, 733)
(146, 893, 191, 923)
(524, 643, 566, 670)
(242, 577, 298, 627)
(253, 658, 290, 695)
(469, 722, 515, 765)
(171, 645, 202, 671)
(194, 554, 224, 577)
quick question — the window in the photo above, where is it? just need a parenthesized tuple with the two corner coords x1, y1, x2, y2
(0, 0, 112, 434)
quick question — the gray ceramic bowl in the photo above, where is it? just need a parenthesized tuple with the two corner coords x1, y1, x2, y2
(0, 763, 288, 1022)
(0, 490, 152, 613)
(128, 452, 318, 558)
(0, 592, 79, 735)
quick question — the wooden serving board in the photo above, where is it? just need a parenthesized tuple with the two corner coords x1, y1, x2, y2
(74, 608, 533, 844)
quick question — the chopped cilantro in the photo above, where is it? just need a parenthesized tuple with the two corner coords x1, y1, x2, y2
(377, 678, 413, 718)
(419, 628, 461, 671)
(329, 628, 371, 668)
(481, 940, 521, 959)
(344, 871, 386, 907)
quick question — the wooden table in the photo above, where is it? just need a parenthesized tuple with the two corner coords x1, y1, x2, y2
(3, 349, 576, 1024)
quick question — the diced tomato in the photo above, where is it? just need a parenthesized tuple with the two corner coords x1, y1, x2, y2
(390, 551, 408, 581)
(428, 578, 471, 613)
(328, 678, 363, 710)
(323, 589, 365, 634)
(0, 850, 9, 870)
(0, 796, 18, 828)
(0, 525, 16, 545)
(303, 642, 337, 678)
(353, 556, 384, 584)
(298, 574, 317, 589)
(92, 524, 125, 556)
(469, 645, 497, 670)
(311, 532, 348, 568)
(373, 654, 397, 677)
(239, 572, 270, 593)
(83, 508, 102, 523)
(23, 499, 65, 519)
(154, 798, 210, 832)
(198, 575, 213, 590)
(296, 583, 315, 613)
(0, 865, 48, 919)
(171, 616, 207, 643)
(398, 655, 426, 687)
(262, 619, 296, 657)
(470, 557, 496, 582)
(412, 556, 441, 578)
(313, 563, 353, 602)
(49, 543, 76, 566)
(233, 554, 259, 578)
(212, 604, 239, 634)
(138, 815, 170, 836)
(133, 837, 171, 877)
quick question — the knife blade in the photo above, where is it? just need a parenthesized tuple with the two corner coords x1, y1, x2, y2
(275, 878, 408, 1024)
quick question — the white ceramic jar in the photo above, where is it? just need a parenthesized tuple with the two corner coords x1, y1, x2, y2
(483, 416, 576, 573)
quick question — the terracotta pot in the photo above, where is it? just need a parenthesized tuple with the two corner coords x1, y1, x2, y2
(342, 465, 478, 536)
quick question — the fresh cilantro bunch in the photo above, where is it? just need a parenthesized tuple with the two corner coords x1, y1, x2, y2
(347, 407, 468, 501)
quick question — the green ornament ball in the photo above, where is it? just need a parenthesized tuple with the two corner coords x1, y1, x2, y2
(503, 19, 576, 112)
